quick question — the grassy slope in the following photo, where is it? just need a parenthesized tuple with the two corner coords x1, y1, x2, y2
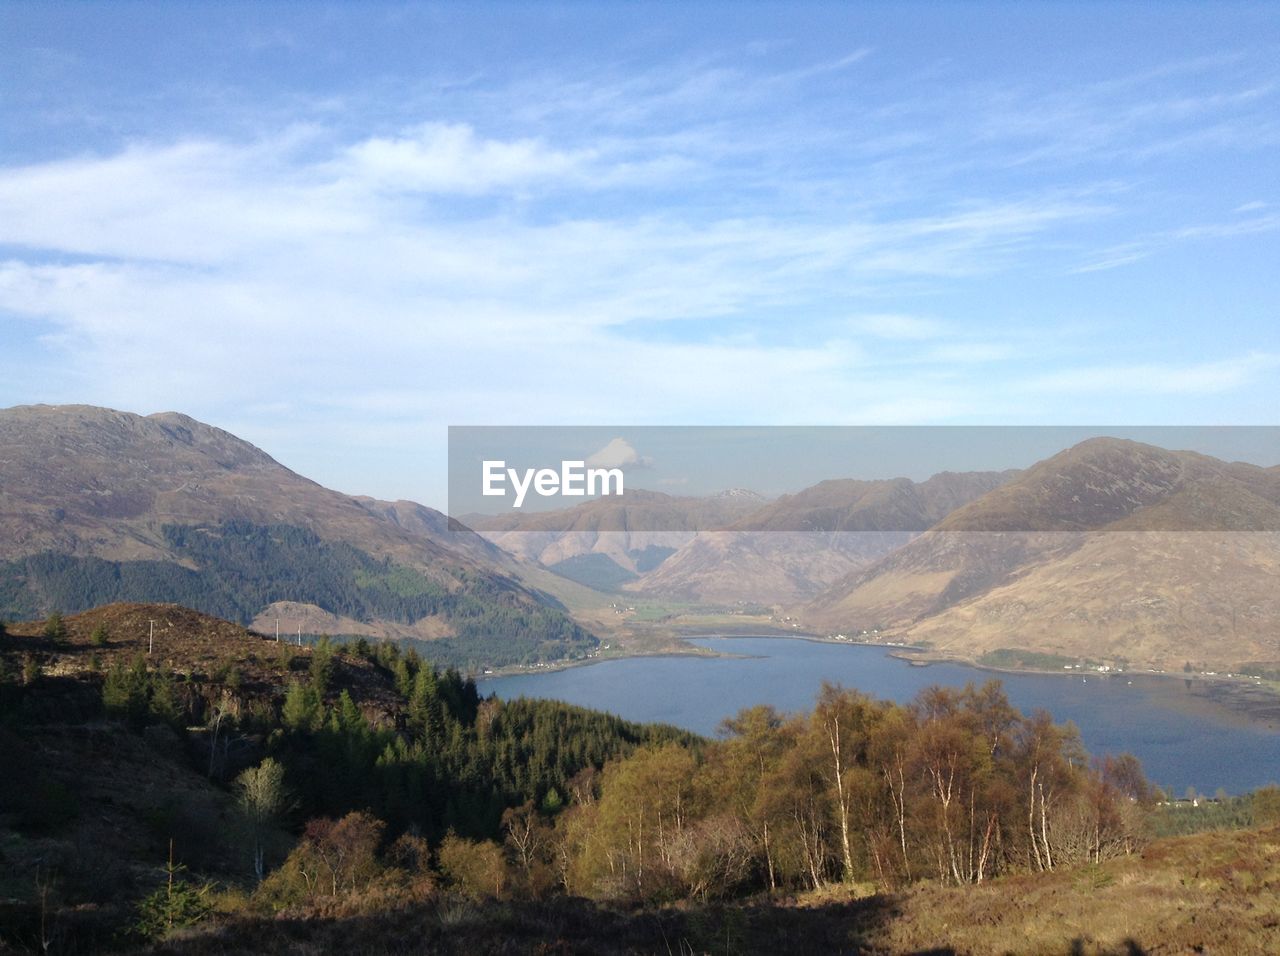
(145, 824, 1280, 955)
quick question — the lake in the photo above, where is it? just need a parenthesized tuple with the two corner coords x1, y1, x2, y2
(480, 636, 1280, 796)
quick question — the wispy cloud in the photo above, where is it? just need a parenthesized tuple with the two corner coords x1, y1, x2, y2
(1, 25, 1277, 502)
(1070, 210, 1280, 273)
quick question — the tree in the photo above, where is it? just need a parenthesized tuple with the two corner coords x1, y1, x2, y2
(813, 683, 881, 884)
(304, 812, 385, 897)
(283, 679, 323, 733)
(869, 705, 918, 884)
(149, 666, 184, 727)
(1014, 710, 1083, 874)
(310, 637, 336, 694)
(134, 842, 213, 941)
(90, 623, 110, 647)
(103, 655, 151, 725)
(439, 831, 510, 899)
(1252, 785, 1280, 826)
(236, 758, 293, 882)
(43, 611, 67, 644)
(716, 705, 788, 890)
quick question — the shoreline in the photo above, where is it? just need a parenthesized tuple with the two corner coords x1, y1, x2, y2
(481, 630, 1280, 730)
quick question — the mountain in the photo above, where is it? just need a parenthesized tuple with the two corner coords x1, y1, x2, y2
(464, 488, 765, 586)
(805, 438, 1280, 671)
(0, 404, 596, 667)
(621, 470, 1016, 603)
(729, 470, 1019, 533)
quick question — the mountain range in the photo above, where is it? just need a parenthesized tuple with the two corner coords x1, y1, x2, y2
(469, 435, 1280, 672)
(4, 404, 1278, 675)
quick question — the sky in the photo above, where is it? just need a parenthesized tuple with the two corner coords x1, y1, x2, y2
(1, 2, 1278, 508)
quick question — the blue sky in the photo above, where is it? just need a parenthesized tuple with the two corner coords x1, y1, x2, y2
(1, 2, 1277, 506)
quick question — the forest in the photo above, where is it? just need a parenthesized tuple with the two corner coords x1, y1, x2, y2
(0, 522, 595, 667)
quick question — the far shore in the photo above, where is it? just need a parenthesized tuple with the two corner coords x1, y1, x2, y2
(476, 628, 1280, 731)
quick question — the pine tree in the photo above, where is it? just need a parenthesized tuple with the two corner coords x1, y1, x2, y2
(42, 611, 67, 645)
(103, 655, 151, 725)
(283, 679, 322, 733)
(149, 667, 183, 727)
(134, 841, 213, 940)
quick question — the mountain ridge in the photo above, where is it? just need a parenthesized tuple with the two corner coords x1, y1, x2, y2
(804, 437, 1280, 671)
(0, 404, 597, 668)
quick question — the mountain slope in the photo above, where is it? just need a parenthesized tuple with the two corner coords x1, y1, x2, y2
(623, 470, 1016, 603)
(0, 405, 595, 667)
(805, 438, 1280, 669)
(465, 488, 765, 578)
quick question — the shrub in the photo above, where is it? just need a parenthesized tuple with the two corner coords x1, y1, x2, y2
(257, 812, 385, 908)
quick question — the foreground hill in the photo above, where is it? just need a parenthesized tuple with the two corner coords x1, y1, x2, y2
(0, 405, 596, 668)
(5, 601, 1278, 955)
(0, 601, 691, 953)
(143, 822, 1280, 954)
(806, 438, 1280, 672)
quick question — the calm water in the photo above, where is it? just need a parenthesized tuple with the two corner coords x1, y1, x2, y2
(480, 637, 1280, 796)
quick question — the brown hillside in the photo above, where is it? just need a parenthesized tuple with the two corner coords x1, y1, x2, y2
(0, 404, 485, 576)
(627, 470, 1015, 603)
(805, 438, 1280, 670)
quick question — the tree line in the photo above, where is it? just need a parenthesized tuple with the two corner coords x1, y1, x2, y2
(196, 638, 1156, 906)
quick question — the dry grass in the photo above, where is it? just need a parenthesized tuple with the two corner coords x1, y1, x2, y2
(136, 826, 1280, 955)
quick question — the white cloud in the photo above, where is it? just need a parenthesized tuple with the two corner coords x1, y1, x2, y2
(340, 122, 592, 194)
(585, 438, 652, 470)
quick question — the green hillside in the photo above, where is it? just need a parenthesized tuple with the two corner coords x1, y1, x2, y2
(0, 522, 596, 668)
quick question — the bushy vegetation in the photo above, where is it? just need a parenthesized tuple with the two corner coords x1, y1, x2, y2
(0, 522, 597, 667)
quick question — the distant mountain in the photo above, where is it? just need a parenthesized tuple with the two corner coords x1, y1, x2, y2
(621, 470, 1015, 603)
(0, 405, 595, 668)
(805, 438, 1280, 671)
(730, 471, 1018, 533)
(466, 472, 1015, 600)
(464, 488, 765, 584)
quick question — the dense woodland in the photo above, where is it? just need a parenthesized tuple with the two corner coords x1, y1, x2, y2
(0, 522, 595, 667)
